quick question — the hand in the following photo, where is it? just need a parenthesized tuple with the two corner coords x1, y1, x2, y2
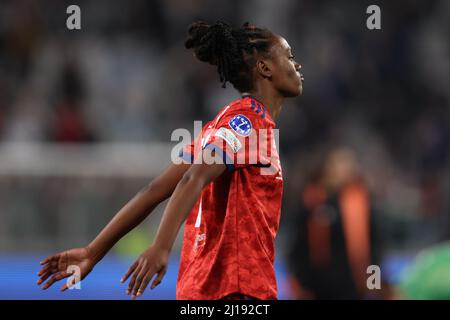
(121, 245, 169, 299)
(37, 247, 96, 291)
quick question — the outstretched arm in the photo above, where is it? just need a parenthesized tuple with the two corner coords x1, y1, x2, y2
(87, 162, 191, 262)
(37, 162, 190, 291)
(122, 159, 226, 298)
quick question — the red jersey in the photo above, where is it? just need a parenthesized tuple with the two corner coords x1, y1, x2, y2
(176, 95, 283, 300)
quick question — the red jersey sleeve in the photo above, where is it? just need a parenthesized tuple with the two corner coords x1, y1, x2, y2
(202, 103, 272, 171)
(178, 121, 210, 164)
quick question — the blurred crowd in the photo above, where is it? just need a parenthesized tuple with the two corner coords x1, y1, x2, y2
(0, 0, 449, 299)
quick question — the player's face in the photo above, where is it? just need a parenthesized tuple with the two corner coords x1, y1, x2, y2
(268, 36, 303, 97)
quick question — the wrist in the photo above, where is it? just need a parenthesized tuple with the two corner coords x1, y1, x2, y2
(85, 244, 104, 263)
(152, 240, 172, 255)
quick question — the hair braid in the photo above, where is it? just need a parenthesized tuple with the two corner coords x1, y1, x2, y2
(185, 20, 275, 92)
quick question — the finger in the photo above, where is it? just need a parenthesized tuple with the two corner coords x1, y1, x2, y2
(60, 283, 69, 292)
(131, 265, 152, 299)
(121, 260, 138, 283)
(40, 254, 58, 266)
(136, 272, 156, 298)
(130, 262, 148, 298)
(37, 260, 60, 281)
(150, 268, 167, 290)
(44, 259, 59, 273)
(60, 275, 79, 292)
(37, 269, 54, 285)
(42, 271, 70, 290)
(126, 264, 143, 295)
(37, 264, 51, 277)
(39, 257, 51, 266)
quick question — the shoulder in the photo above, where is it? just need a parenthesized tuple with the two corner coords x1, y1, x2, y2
(212, 96, 272, 131)
(229, 96, 268, 120)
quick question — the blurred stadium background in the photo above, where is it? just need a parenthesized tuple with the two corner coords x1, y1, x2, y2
(0, 0, 449, 299)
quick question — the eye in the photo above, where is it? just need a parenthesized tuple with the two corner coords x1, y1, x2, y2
(289, 55, 295, 61)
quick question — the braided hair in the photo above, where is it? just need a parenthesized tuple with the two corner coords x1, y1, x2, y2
(184, 20, 275, 92)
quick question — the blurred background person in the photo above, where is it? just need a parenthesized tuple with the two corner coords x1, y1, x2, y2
(286, 147, 383, 299)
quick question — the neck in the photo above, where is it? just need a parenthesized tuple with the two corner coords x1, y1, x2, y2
(243, 88, 284, 121)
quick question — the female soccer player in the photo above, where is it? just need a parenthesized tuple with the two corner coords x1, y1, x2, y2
(37, 20, 303, 300)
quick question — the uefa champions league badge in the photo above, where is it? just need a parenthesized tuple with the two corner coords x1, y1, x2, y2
(228, 114, 252, 137)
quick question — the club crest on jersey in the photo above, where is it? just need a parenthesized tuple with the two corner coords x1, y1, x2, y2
(228, 114, 252, 137)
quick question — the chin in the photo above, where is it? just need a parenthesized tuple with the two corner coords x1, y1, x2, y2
(292, 80, 303, 96)
(288, 85, 302, 97)
(281, 83, 303, 97)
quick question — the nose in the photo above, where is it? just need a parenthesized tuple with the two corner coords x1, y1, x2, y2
(295, 63, 301, 71)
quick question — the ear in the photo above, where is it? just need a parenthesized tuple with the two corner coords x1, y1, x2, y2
(255, 59, 272, 79)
